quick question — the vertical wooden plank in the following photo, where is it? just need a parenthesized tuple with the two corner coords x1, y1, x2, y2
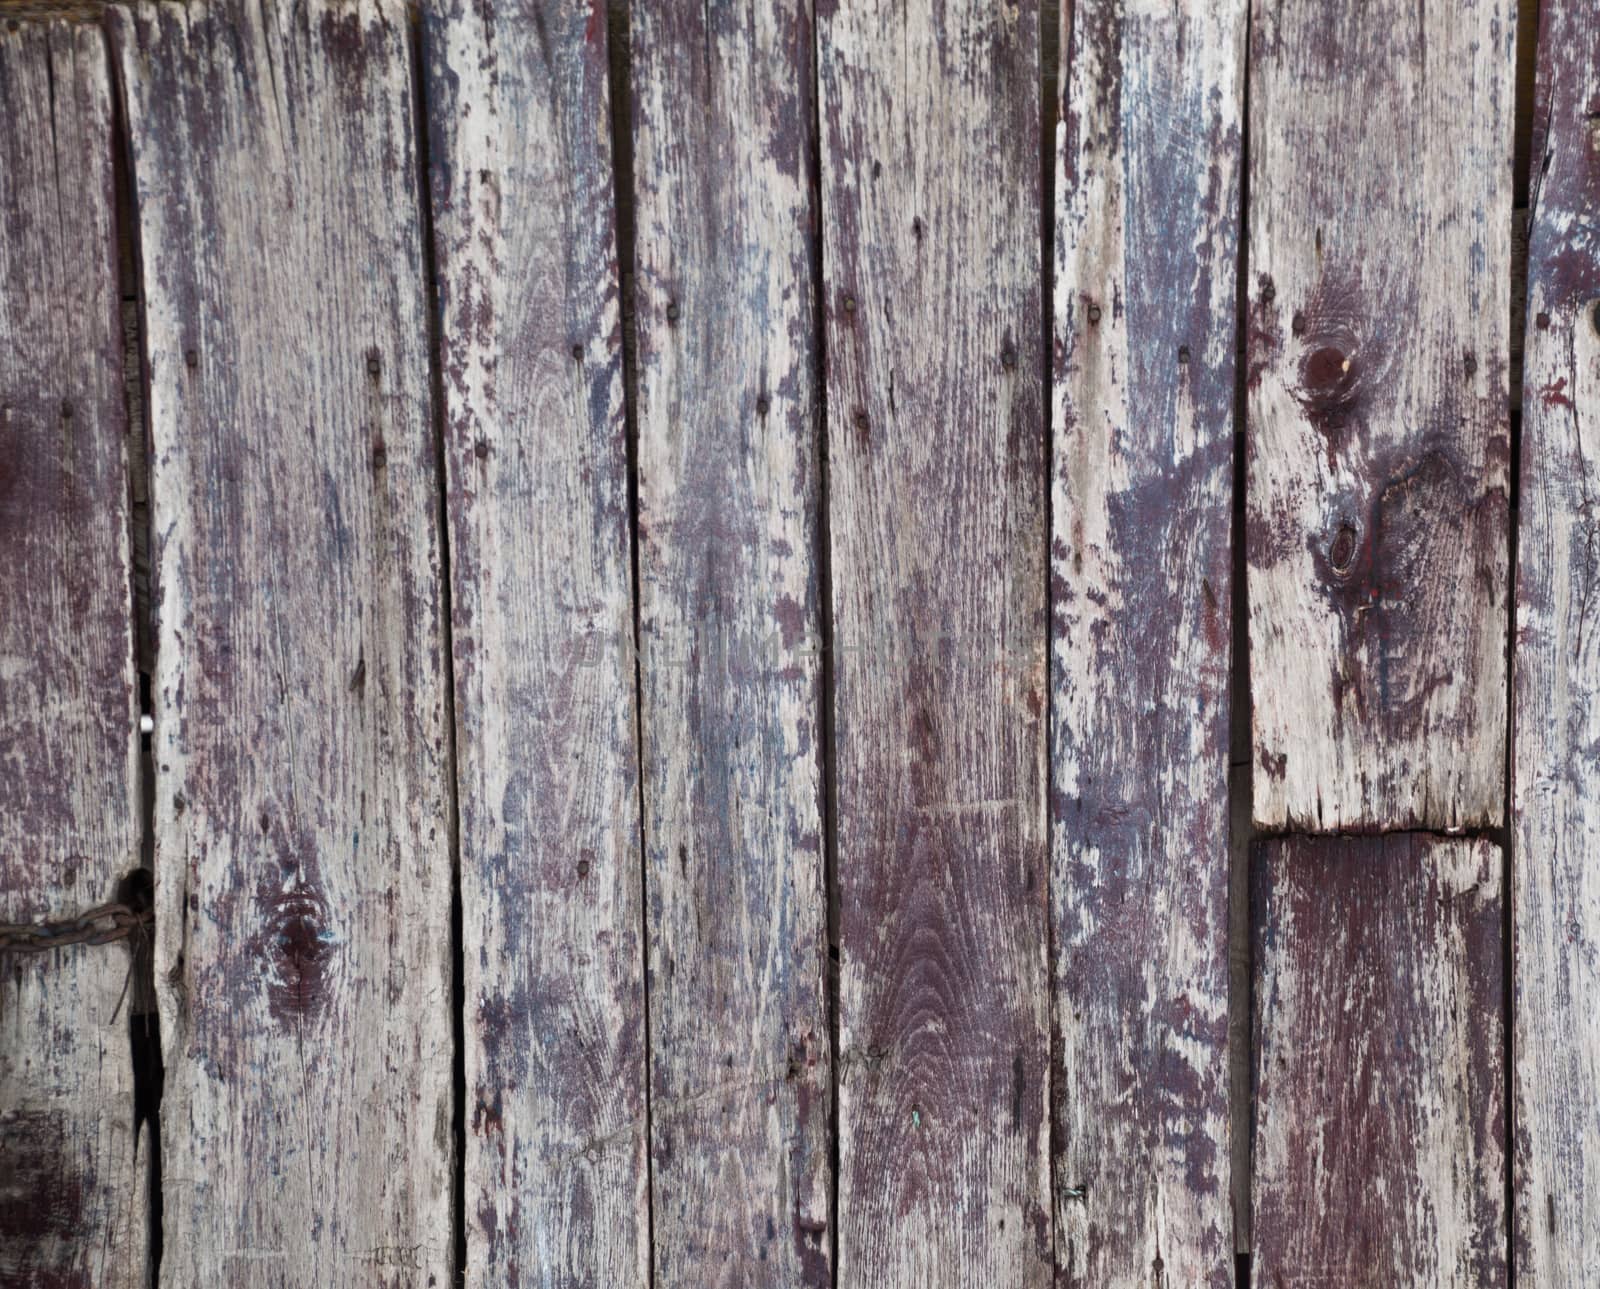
(1051, 2, 1244, 1283)
(111, 3, 454, 1281)
(628, 3, 831, 1284)
(422, 2, 649, 1284)
(1245, 0, 1515, 831)
(1252, 834, 1506, 1286)
(1514, 3, 1600, 1274)
(817, 3, 1051, 1283)
(0, 20, 145, 1288)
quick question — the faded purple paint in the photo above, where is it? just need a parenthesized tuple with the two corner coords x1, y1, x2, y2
(818, 1, 1051, 1283)
(629, 1, 832, 1283)
(1050, 3, 1243, 1283)
(113, 1, 453, 1280)
(1252, 834, 1506, 1286)
(0, 18, 143, 1288)
(423, 0, 648, 1283)
(1513, 2, 1600, 1276)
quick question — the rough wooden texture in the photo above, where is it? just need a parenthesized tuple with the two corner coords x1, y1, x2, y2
(1252, 834, 1506, 1286)
(818, 2, 1050, 1282)
(1051, 3, 1244, 1283)
(423, 2, 648, 1284)
(112, 3, 454, 1282)
(1514, 2, 1600, 1273)
(1245, 0, 1514, 831)
(0, 21, 146, 1288)
(628, 3, 831, 1284)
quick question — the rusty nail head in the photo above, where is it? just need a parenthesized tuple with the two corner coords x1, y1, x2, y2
(1001, 344, 1017, 369)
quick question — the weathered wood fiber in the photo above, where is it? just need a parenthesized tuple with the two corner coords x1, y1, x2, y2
(1252, 834, 1506, 1287)
(628, 3, 831, 1284)
(422, 2, 648, 1284)
(1514, 3, 1600, 1274)
(818, 2, 1050, 1283)
(1245, 0, 1514, 831)
(1051, 3, 1244, 1283)
(0, 20, 146, 1288)
(112, 3, 453, 1282)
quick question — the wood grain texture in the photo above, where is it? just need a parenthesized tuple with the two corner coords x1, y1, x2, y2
(628, 3, 831, 1284)
(0, 20, 146, 1288)
(1513, 2, 1600, 1273)
(817, 2, 1051, 1282)
(1245, 0, 1514, 831)
(112, 3, 454, 1282)
(1051, 2, 1244, 1283)
(422, 2, 648, 1284)
(1252, 834, 1506, 1287)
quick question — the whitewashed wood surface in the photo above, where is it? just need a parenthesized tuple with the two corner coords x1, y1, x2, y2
(1513, 0, 1600, 1274)
(628, 2, 832, 1284)
(1246, 0, 1514, 830)
(1051, 1, 1245, 1283)
(0, 20, 146, 1288)
(423, 1, 650, 1284)
(113, 1, 454, 1282)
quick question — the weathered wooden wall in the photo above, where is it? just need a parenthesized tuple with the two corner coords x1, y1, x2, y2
(1253, 835, 1506, 1287)
(817, 2, 1052, 1283)
(0, 0, 1567, 1285)
(1514, 0, 1600, 1276)
(1051, 1, 1245, 1281)
(0, 19, 146, 1288)
(1245, 0, 1514, 831)
(628, 3, 832, 1284)
(113, 1, 454, 1282)
(423, 3, 649, 1284)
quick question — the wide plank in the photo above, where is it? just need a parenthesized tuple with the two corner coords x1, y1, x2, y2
(1245, 0, 1515, 830)
(0, 19, 146, 1288)
(1252, 833, 1506, 1286)
(1050, 1, 1245, 1282)
(627, 2, 831, 1283)
(1513, 2, 1600, 1273)
(817, 1, 1052, 1282)
(422, 1, 650, 1283)
(111, 3, 454, 1281)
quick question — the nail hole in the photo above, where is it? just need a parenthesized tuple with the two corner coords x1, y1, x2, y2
(571, 343, 583, 361)
(1087, 303, 1102, 325)
(1291, 312, 1307, 337)
(184, 348, 199, 369)
(474, 439, 490, 460)
(665, 300, 680, 324)
(755, 393, 771, 416)
(1001, 344, 1017, 370)
(1537, 311, 1552, 330)
(1177, 345, 1190, 365)
(366, 351, 381, 377)
(60, 399, 73, 420)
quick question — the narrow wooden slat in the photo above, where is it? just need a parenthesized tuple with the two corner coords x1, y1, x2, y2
(0, 21, 145, 1287)
(1245, 0, 1515, 831)
(1514, 3, 1600, 1273)
(627, 4, 831, 1283)
(422, 2, 649, 1283)
(817, 2, 1051, 1282)
(1252, 834, 1506, 1286)
(1051, 2, 1244, 1282)
(111, 3, 453, 1280)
